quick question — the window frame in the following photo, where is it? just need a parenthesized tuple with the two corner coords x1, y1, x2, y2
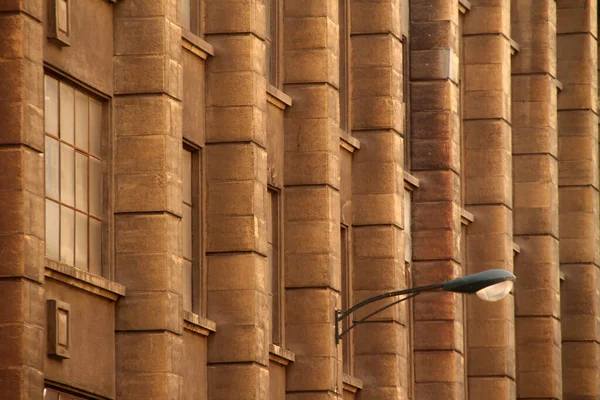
(339, 0, 351, 134)
(181, 0, 203, 38)
(265, 0, 281, 88)
(340, 223, 354, 375)
(182, 142, 205, 316)
(267, 186, 284, 346)
(43, 70, 110, 279)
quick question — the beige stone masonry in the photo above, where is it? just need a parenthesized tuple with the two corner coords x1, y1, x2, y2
(463, 0, 515, 398)
(113, 0, 185, 397)
(204, 0, 270, 398)
(557, 0, 600, 398)
(0, 0, 45, 397)
(511, 1, 562, 398)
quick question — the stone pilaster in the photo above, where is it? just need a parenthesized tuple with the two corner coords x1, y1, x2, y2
(0, 0, 45, 398)
(409, 0, 466, 398)
(283, 0, 342, 398)
(556, 0, 600, 398)
(204, 0, 270, 398)
(511, 1, 562, 398)
(113, 0, 185, 397)
(463, 0, 516, 398)
(349, 0, 409, 398)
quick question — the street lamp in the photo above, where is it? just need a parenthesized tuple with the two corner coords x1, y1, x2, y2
(335, 269, 516, 343)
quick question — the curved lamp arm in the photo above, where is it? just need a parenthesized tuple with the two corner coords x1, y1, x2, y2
(335, 269, 516, 344)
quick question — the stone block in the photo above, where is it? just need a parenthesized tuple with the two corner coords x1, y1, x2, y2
(284, 152, 339, 187)
(353, 322, 405, 356)
(412, 230, 456, 261)
(412, 260, 460, 287)
(411, 139, 455, 171)
(415, 350, 462, 383)
(465, 175, 511, 205)
(286, 288, 336, 325)
(207, 180, 261, 217)
(355, 354, 403, 387)
(115, 172, 182, 215)
(350, 1, 400, 36)
(464, 35, 507, 65)
(354, 225, 401, 260)
(0, 234, 43, 282)
(467, 347, 514, 377)
(557, 5, 596, 35)
(411, 80, 454, 112)
(284, 17, 332, 51)
(353, 193, 402, 226)
(415, 382, 464, 400)
(207, 363, 268, 400)
(115, 54, 167, 94)
(0, 323, 44, 370)
(208, 288, 267, 326)
(352, 162, 400, 195)
(468, 377, 515, 400)
(411, 0, 455, 23)
(285, 186, 338, 222)
(0, 279, 44, 326)
(206, 214, 263, 253)
(413, 201, 459, 232)
(114, 17, 166, 56)
(116, 331, 182, 374)
(206, 105, 265, 144)
(411, 49, 457, 81)
(208, 34, 263, 74)
(414, 320, 463, 352)
(414, 292, 460, 321)
(352, 67, 398, 99)
(207, 71, 265, 108)
(116, 372, 182, 399)
(410, 20, 455, 51)
(562, 342, 599, 397)
(351, 34, 398, 68)
(116, 291, 182, 334)
(283, 84, 336, 120)
(285, 253, 340, 289)
(352, 96, 403, 131)
(205, 0, 266, 38)
(285, 49, 337, 85)
(286, 356, 336, 392)
(286, 322, 335, 357)
(116, 252, 182, 292)
(412, 170, 459, 203)
(207, 142, 266, 183)
(115, 213, 180, 255)
(207, 324, 268, 365)
(464, 90, 509, 120)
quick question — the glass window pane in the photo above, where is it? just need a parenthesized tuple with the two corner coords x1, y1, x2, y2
(45, 137, 60, 200)
(45, 200, 59, 260)
(59, 83, 74, 144)
(89, 158, 102, 218)
(404, 189, 412, 263)
(183, 260, 192, 311)
(183, 204, 192, 260)
(58, 309, 68, 345)
(265, 41, 272, 86)
(60, 143, 75, 207)
(75, 91, 89, 151)
(60, 206, 74, 266)
(44, 388, 59, 400)
(58, 0, 68, 33)
(89, 218, 102, 275)
(183, 149, 192, 204)
(75, 152, 88, 212)
(44, 76, 59, 135)
(75, 212, 88, 271)
(89, 99, 102, 157)
(181, 0, 191, 31)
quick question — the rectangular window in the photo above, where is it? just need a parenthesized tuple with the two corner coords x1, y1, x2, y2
(402, 0, 410, 171)
(182, 0, 202, 36)
(267, 188, 282, 345)
(44, 387, 88, 400)
(265, 0, 280, 87)
(404, 187, 413, 399)
(182, 145, 203, 314)
(339, 0, 351, 133)
(341, 224, 352, 374)
(44, 74, 103, 276)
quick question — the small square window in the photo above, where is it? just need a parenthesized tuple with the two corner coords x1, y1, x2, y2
(48, 0, 71, 46)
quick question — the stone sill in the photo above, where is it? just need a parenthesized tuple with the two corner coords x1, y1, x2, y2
(45, 259, 126, 301)
(509, 38, 520, 55)
(513, 241, 521, 255)
(460, 207, 475, 226)
(342, 373, 364, 393)
(340, 131, 360, 153)
(267, 84, 293, 110)
(182, 30, 214, 60)
(458, 0, 471, 13)
(269, 343, 295, 366)
(183, 310, 217, 336)
(404, 171, 420, 191)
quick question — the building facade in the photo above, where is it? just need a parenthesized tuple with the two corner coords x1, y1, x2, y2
(0, 0, 598, 398)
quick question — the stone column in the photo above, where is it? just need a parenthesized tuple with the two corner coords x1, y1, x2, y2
(511, 1, 562, 399)
(462, 0, 516, 398)
(113, 0, 184, 397)
(409, 0, 466, 398)
(0, 0, 45, 398)
(556, 0, 600, 398)
(282, 0, 342, 398)
(203, 0, 270, 398)
(349, 0, 408, 398)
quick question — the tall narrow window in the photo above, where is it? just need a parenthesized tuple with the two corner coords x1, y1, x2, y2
(44, 387, 88, 400)
(402, 0, 410, 171)
(267, 188, 282, 345)
(44, 74, 103, 276)
(404, 187, 414, 399)
(181, 0, 202, 36)
(341, 224, 352, 374)
(182, 146, 203, 314)
(339, 0, 351, 133)
(265, 0, 280, 87)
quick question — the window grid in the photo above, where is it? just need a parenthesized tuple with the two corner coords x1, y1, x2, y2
(44, 74, 103, 276)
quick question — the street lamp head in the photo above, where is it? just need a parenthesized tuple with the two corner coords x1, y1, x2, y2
(442, 269, 516, 302)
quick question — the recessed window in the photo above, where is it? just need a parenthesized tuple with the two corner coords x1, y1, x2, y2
(44, 75, 103, 276)
(267, 188, 282, 345)
(182, 146, 203, 314)
(181, 0, 202, 36)
(44, 387, 88, 400)
(265, 0, 280, 87)
(339, 0, 351, 133)
(341, 224, 352, 374)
